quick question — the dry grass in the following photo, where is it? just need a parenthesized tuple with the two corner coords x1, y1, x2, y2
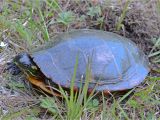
(0, 0, 160, 119)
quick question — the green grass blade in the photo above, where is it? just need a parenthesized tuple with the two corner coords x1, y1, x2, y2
(38, 8, 50, 41)
(116, 0, 130, 31)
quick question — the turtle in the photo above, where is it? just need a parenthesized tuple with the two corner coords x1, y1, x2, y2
(12, 29, 150, 96)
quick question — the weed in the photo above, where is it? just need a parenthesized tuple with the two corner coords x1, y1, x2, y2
(87, 6, 102, 18)
(57, 11, 75, 26)
(40, 97, 58, 115)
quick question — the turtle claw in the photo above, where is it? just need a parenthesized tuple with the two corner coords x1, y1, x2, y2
(5, 62, 21, 75)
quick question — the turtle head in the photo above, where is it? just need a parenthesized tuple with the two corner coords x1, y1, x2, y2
(14, 52, 39, 77)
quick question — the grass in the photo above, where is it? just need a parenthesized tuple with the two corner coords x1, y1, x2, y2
(37, 56, 99, 120)
(0, 0, 160, 120)
(116, 0, 130, 31)
(148, 37, 160, 63)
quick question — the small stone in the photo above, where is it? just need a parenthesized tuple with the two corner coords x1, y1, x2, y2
(0, 42, 7, 47)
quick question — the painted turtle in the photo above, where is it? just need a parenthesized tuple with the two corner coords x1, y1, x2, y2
(13, 29, 149, 96)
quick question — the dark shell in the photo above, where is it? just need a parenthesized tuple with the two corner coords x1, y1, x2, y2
(31, 29, 149, 91)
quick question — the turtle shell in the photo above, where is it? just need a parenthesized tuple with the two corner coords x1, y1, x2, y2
(31, 29, 149, 91)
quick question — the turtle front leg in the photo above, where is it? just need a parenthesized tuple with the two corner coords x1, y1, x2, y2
(27, 76, 62, 97)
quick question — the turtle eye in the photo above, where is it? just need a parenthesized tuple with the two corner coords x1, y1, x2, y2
(31, 65, 37, 70)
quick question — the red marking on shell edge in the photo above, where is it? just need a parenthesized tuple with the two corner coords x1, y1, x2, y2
(88, 88, 93, 94)
(73, 86, 78, 92)
(103, 90, 109, 95)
